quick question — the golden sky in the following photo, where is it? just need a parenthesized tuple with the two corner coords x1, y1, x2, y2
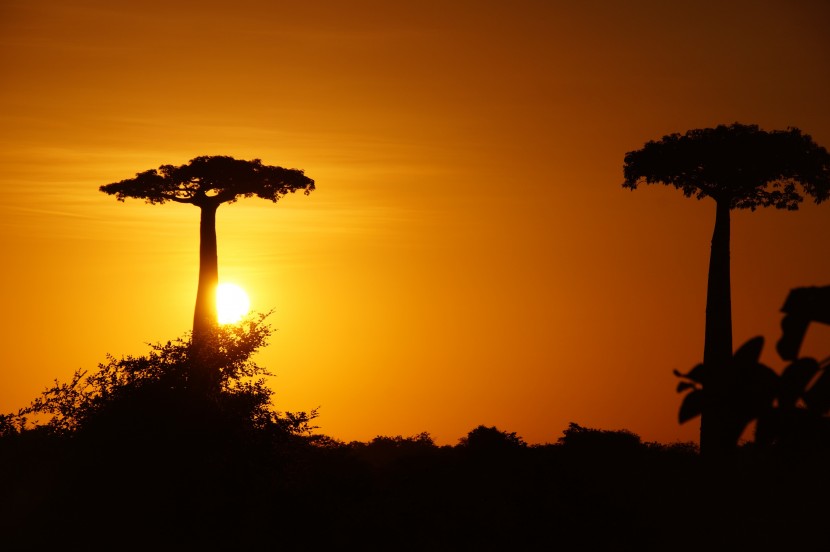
(2, 0, 829, 445)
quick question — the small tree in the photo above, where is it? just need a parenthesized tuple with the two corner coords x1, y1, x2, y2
(100, 156, 314, 346)
(623, 123, 830, 453)
(459, 425, 526, 454)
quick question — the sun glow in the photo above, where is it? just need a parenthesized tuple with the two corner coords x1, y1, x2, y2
(216, 283, 251, 324)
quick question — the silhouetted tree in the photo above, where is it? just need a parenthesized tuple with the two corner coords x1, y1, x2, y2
(623, 123, 830, 453)
(459, 425, 526, 454)
(100, 156, 314, 351)
(11, 312, 317, 439)
(348, 433, 437, 469)
(558, 422, 642, 452)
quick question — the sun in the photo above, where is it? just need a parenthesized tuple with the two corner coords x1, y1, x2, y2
(216, 282, 251, 324)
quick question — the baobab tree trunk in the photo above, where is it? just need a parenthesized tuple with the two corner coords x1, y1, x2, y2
(189, 201, 221, 395)
(192, 202, 219, 342)
(700, 199, 734, 454)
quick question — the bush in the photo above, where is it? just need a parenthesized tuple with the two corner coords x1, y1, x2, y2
(5, 312, 317, 440)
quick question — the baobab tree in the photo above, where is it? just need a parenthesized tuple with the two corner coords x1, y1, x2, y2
(100, 155, 314, 345)
(623, 123, 830, 453)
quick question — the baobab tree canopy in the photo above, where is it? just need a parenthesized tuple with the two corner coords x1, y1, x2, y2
(623, 123, 830, 209)
(100, 155, 315, 206)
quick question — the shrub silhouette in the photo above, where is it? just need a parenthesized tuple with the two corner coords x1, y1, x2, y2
(10, 312, 317, 440)
(0, 313, 322, 550)
(459, 424, 526, 454)
(675, 336, 778, 446)
(557, 422, 642, 452)
(675, 286, 830, 450)
(349, 433, 437, 468)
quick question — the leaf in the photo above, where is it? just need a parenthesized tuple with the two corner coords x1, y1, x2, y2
(804, 366, 830, 414)
(745, 363, 779, 392)
(738, 363, 779, 417)
(779, 358, 820, 408)
(776, 314, 810, 361)
(676, 381, 697, 393)
(674, 363, 708, 384)
(678, 390, 704, 424)
(733, 336, 764, 365)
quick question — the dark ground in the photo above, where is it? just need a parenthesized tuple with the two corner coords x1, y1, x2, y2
(2, 423, 828, 552)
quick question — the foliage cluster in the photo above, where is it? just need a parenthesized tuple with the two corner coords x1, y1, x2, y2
(1, 312, 317, 439)
(674, 285, 830, 449)
(99, 155, 315, 206)
(675, 335, 830, 450)
(623, 123, 830, 209)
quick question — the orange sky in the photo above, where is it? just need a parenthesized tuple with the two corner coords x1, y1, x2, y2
(1, 0, 829, 446)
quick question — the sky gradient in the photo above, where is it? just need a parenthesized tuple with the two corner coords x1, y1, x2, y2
(2, 0, 829, 445)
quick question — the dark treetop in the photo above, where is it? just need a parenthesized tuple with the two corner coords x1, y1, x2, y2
(99, 155, 315, 207)
(623, 123, 830, 209)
